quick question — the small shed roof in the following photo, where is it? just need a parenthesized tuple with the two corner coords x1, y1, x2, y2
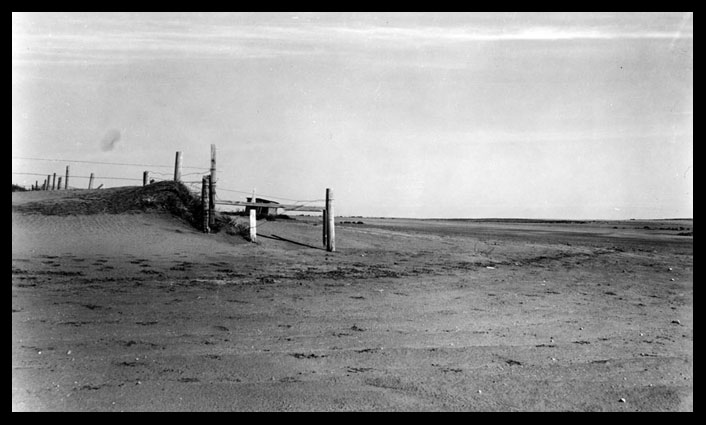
(246, 197, 280, 205)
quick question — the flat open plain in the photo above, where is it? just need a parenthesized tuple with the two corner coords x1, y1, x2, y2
(12, 188, 693, 411)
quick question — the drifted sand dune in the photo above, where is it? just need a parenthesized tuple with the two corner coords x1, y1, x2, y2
(12, 184, 693, 411)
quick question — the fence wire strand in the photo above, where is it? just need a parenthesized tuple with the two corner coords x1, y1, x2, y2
(12, 156, 209, 171)
(13, 156, 327, 235)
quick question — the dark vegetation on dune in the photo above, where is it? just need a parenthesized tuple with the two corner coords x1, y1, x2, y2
(11, 181, 291, 238)
(13, 181, 207, 230)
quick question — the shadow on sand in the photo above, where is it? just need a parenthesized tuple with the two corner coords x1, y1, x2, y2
(259, 234, 325, 251)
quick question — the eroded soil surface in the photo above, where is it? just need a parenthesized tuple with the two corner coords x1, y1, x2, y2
(12, 193, 693, 411)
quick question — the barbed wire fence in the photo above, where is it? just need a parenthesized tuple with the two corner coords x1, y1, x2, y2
(12, 156, 324, 204)
(12, 156, 209, 192)
(12, 148, 335, 251)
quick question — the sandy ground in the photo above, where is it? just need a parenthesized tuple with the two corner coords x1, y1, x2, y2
(12, 190, 693, 411)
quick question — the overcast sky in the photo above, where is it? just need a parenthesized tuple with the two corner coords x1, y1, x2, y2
(12, 12, 693, 219)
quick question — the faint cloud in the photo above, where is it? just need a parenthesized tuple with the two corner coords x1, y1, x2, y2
(12, 12, 694, 68)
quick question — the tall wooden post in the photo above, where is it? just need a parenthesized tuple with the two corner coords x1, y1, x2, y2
(249, 209, 257, 242)
(64, 166, 69, 189)
(88, 173, 94, 189)
(208, 172, 215, 229)
(209, 144, 216, 228)
(35, 180, 38, 191)
(143, 171, 149, 186)
(57, 176, 62, 191)
(174, 151, 182, 181)
(326, 188, 335, 252)
(46, 175, 51, 190)
(42, 179, 46, 190)
(52, 173, 57, 190)
(322, 209, 328, 247)
(201, 176, 210, 233)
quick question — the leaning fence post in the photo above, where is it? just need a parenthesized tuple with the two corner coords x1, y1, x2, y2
(57, 176, 62, 191)
(52, 173, 56, 190)
(174, 151, 182, 181)
(88, 173, 94, 189)
(65, 166, 69, 189)
(143, 171, 149, 187)
(201, 176, 210, 233)
(209, 144, 216, 228)
(249, 209, 257, 242)
(46, 175, 51, 190)
(326, 188, 335, 252)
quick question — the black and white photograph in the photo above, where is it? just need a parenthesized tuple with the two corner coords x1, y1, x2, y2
(12, 12, 693, 411)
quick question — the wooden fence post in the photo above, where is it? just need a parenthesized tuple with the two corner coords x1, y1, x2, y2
(326, 188, 335, 252)
(46, 175, 51, 190)
(208, 172, 215, 229)
(35, 180, 38, 191)
(57, 176, 62, 191)
(42, 179, 46, 190)
(322, 209, 328, 247)
(88, 173, 94, 189)
(143, 171, 149, 186)
(174, 151, 182, 181)
(209, 144, 216, 228)
(202, 176, 210, 233)
(65, 166, 69, 189)
(52, 173, 56, 190)
(249, 209, 257, 242)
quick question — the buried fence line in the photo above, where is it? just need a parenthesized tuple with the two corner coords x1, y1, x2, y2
(14, 151, 206, 190)
(13, 146, 336, 251)
(13, 172, 144, 187)
(12, 156, 210, 171)
(13, 156, 206, 191)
